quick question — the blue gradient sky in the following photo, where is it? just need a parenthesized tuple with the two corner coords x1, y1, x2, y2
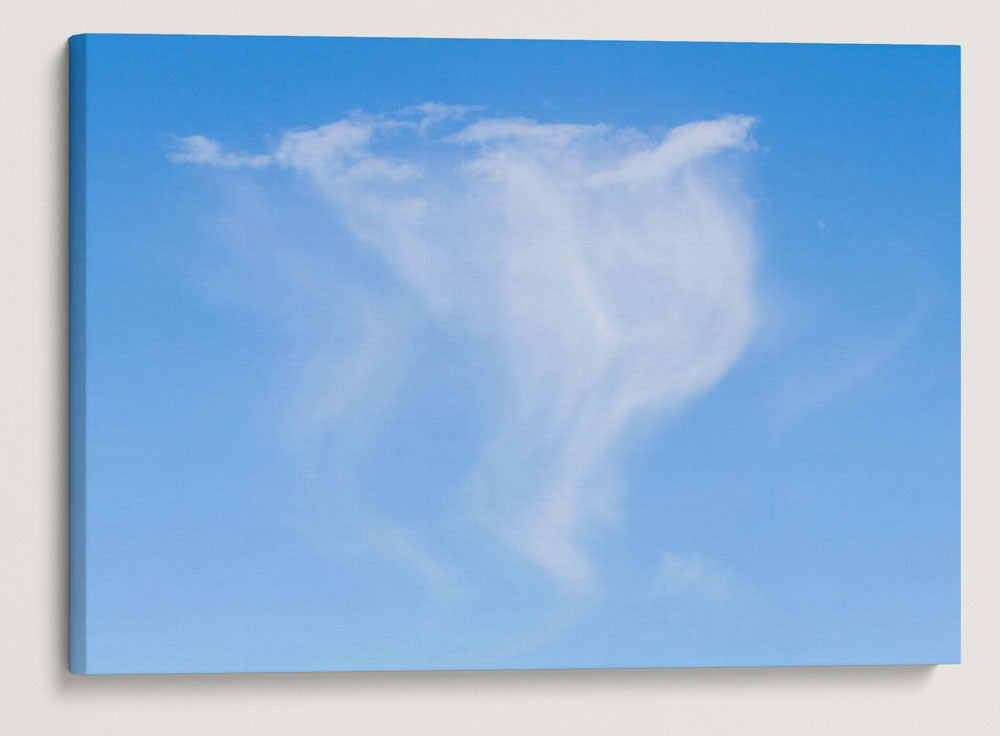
(77, 35, 959, 673)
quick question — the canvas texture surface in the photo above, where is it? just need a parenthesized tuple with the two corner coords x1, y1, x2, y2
(68, 34, 960, 674)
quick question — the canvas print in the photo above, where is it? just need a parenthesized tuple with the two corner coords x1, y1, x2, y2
(68, 35, 960, 673)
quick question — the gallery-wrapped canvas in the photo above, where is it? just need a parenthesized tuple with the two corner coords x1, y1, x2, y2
(68, 34, 960, 674)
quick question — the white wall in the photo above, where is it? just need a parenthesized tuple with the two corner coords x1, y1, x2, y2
(2, 1, 997, 733)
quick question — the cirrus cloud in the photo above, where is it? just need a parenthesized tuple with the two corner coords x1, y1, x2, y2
(169, 104, 761, 593)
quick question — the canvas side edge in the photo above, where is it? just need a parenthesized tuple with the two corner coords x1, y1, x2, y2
(68, 33, 88, 675)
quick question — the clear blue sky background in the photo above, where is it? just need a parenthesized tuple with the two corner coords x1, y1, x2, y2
(77, 35, 959, 673)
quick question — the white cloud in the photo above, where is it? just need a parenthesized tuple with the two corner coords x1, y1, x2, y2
(167, 135, 272, 168)
(169, 106, 761, 593)
(588, 114, 756, 186)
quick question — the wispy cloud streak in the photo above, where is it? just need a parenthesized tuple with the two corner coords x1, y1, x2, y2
(168, 135, 272, 167)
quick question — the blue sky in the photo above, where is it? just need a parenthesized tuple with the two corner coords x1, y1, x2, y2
(77, 35, 959, 673)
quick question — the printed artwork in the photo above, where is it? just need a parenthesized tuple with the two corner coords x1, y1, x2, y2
(69, 35, 960, 673)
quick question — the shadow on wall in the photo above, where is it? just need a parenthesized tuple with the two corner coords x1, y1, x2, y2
(57, 663, 935, 697)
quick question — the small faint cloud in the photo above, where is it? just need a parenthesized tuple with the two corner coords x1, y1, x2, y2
(400, 101, 486, 132)
(652, 552, 734, 603)
(369, 521, 451, 588)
